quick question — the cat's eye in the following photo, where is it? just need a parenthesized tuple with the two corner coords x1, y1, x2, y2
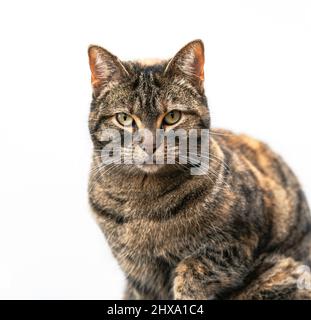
(116, 113, 134, 127)
(163, 110, 181, 125)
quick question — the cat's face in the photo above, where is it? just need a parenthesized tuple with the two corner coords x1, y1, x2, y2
(88, 40, 210, 175)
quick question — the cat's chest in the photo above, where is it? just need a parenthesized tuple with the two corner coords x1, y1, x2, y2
(93, 186, 212, 275)
(93, 188, 214, 298)
(97, 200, 207, 264)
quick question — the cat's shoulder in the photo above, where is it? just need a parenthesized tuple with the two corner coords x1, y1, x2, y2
(210, 128, 298, 187)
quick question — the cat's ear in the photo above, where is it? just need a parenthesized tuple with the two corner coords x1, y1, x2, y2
(88, 45, 130, 95)
(164, 40, 205, 93)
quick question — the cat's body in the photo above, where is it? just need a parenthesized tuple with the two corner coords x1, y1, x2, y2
(88, 40, 311, 299)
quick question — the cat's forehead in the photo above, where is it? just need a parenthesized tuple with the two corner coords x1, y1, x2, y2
(129, 67, 165, 120)
(99, 59, 206, 121)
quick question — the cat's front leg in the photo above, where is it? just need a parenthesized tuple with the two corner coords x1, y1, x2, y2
(173, 246, 251, 300)
(123, 280, 148, 300)
(173, 257, 217, 299)
(123, 281, 139, 300)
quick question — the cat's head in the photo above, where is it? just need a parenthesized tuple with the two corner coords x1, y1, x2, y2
(88, 40, 210, 175)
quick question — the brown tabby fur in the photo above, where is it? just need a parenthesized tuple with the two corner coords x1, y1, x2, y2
(87, 40, 311, 299)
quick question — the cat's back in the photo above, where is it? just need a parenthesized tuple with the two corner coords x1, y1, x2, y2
(211, 128, 311, 262)
(211, 128, 299, 190)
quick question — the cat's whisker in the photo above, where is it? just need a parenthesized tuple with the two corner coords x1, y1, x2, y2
(185, 151, 230, 170)
(177, 152, 226, 172)
(177, 154, 231, 192)
(89, 163, 126, 192)
(209, 130, 234, 137)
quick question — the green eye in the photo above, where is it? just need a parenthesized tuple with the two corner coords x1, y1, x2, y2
(163, 110, 181, 125)
(116, 113, 133, 126)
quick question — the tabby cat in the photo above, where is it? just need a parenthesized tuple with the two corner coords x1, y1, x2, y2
(87, 40, 311, 299)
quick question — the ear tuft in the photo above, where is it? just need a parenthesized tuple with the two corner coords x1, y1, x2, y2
(164, 40, 205, 92)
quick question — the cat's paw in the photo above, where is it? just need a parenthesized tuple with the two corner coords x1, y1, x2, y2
(173, 258, 216, 300)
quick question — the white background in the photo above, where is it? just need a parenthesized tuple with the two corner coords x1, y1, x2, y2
(0, 0, 310, 299)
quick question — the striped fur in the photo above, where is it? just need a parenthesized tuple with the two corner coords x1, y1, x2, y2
(88, 40, 311, 300)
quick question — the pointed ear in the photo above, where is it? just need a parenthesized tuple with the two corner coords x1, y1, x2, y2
(164, 40, 205, 92)
(88, 45, 129, 95)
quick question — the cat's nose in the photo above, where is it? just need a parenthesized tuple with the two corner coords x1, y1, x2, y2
(141, 133, 157, 155)
(141, 141, 157, 155)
